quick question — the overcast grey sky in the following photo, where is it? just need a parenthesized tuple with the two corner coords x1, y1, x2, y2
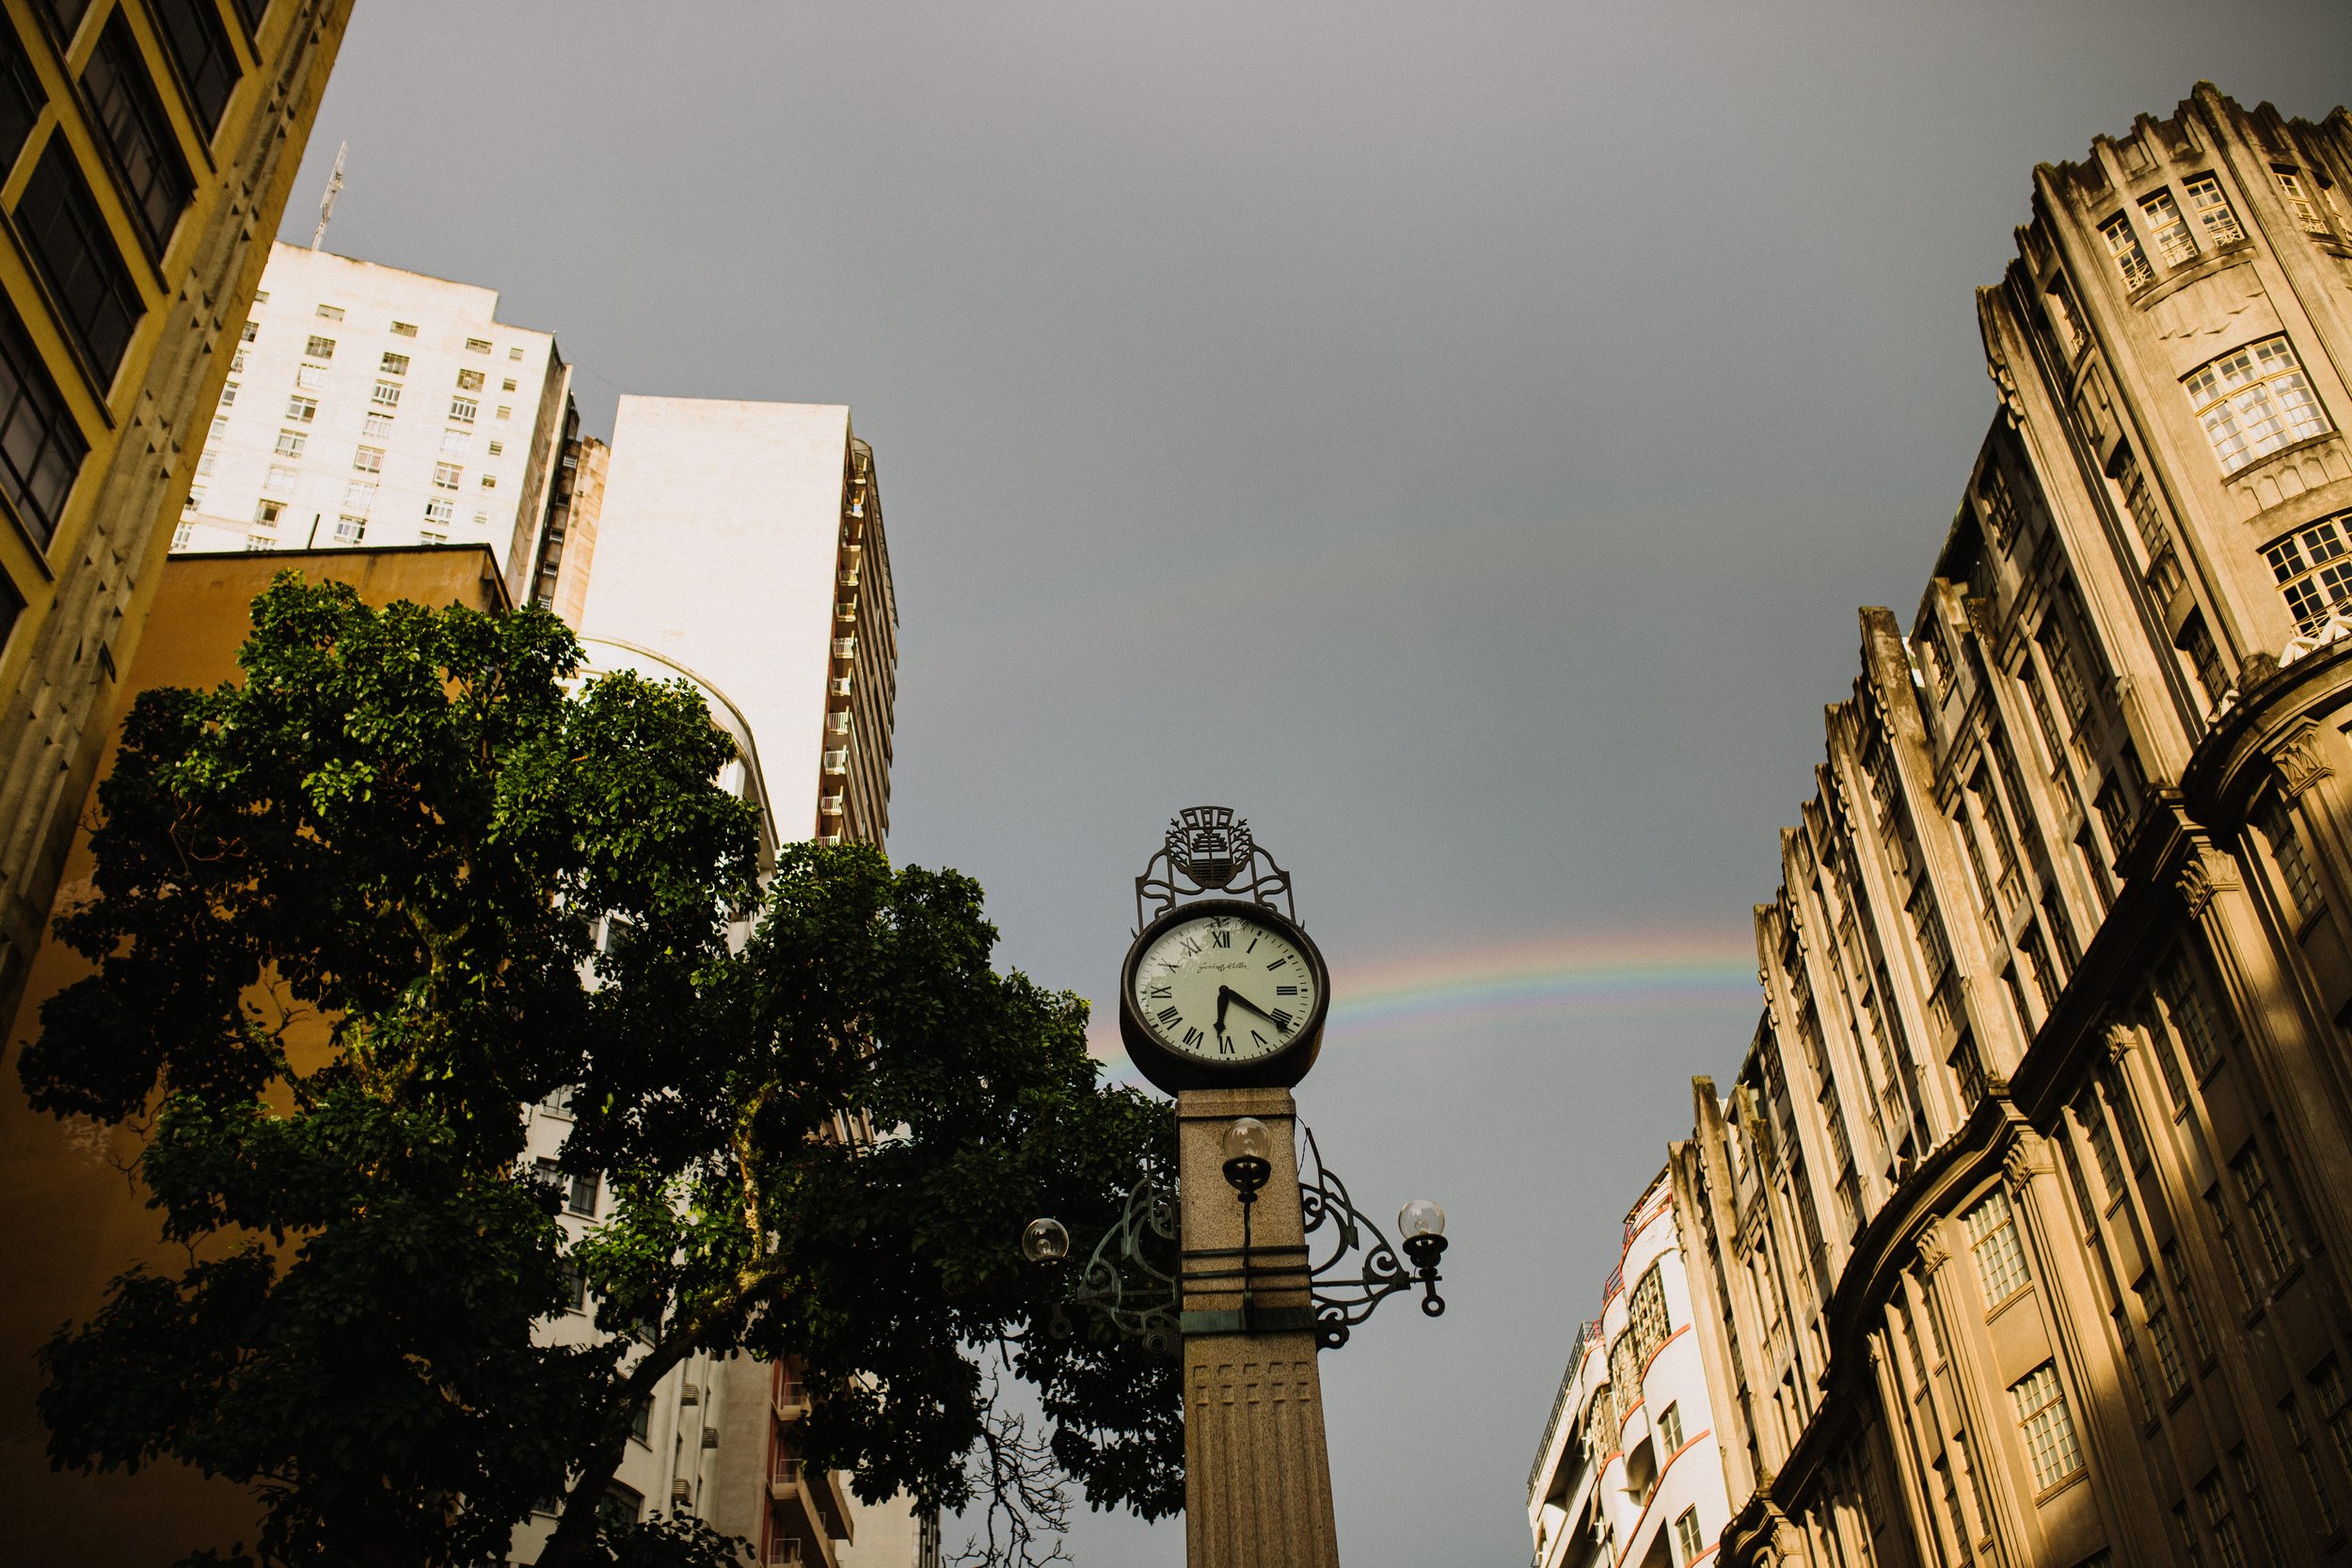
(289, 5, 2350, 1562)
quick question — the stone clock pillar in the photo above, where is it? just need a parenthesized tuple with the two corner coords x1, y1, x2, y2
(1175, 1085, 1341, 1568)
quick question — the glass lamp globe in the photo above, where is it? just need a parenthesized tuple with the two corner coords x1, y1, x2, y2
(1397, 1198, 1446, 1240)
(1021, 1216, 1071, 1264)
(1223, 1117, 1273, 1163)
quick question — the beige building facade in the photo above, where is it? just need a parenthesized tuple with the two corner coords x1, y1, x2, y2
(1645, 86, 2352, 1568)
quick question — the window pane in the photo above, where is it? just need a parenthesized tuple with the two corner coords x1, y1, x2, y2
(148, 0, 240, 135)
(14, 140, 144, 379)
(39, 1, 93, 40)
(0, 286, 87, 546)
(82, 15, 194, 252)
(0, 18, 44, 174)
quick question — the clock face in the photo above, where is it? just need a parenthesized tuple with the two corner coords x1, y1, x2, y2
(1127, 909, 1321, 1063)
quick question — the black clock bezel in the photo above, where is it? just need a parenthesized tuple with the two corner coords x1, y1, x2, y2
(1117, 897, 1330, 1094)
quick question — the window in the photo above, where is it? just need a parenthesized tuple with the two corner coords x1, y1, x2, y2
(2137, 1275, 2188, 1396)
(423, 498, 453, 527)
(2277, 167, 2330, 234)
(500, 377, 516, 392)
(564, 1170, 598, 1217)
(2159, 950, 2224, 1078)
(303, 334, 334, 360)
(464, 336, 491, 354)
(294, 362, 323, 390)
(2233, 1446, 2283, 1563)
(629, 1396, 652, 1444)
(82, 13, 195, 252)
(2318, 1360, 2352, 1479)
(0, 293, 88, 547)
(362, 412, 393, 437)
(2079, 1090, 2125, 1202)
(2181, 613, 2228, 705)
(496, 404, 512, 420)
(2011, 1362, 2086, 1490)
(284, 394, 315, 423)
(379, 351, 408, 375)
(439, 427, 469, 454)
(240, 319, 257, 342)
(209, 415, 227, 443)
(1658, 1401, 1683, 1451)
(2114, 1304, 2156, 1419)
(432, 462, 461, 491)
(249, 288, 265, 304)
(371, 381, 402, 409)
(1966, 1188, 2030, 1303)
(508, 344, 523, 360)
(252, 499, 281, 526)
(478, 473, 495, 489)
(2164, 1242, 2214, 1363)
(272, 429, 304, 457)
(2207, 1186, 2260, 1305)
(0, 19, 43, 174)
(352, 446, 382, 474)
(148, 0, 240, 135)
(599, 1483, 642, 1529)
(230, 348, 244, 372)
(419, 528, 445, 545)
(449, 396, 477, 423)
(217, 381, 238, 409)
(2233, 1143, 2296, 1279)
(2264, 803, 2321, 924)
(487, 440, 503, 456)
(2185, 175, 2244, 245)
(2173, 1502, 2207, 1568)
(2280, 1395, 2341, 1537)
(2197, 1470, 2249, 1568)
(342, 479, 374, 512)
(15, 141, 145, 379)
(244, 533, 273, 551)
(389, 319, 417, 338)
(2185, 336, 2330, 475)
(2142, 189, 2198, 267)
(182, 484, 200, 511)
(2101, 212, 2154, 290)
(331, 514, 362, 544)
(469, 509, 486, 527)
(262, 465, 294, 492)
(169, 521, 191, 548)
(195, 450, 214, 475)
(1628, 1266, 1668, 1361)
(313, 303, 342, 321)
(455, 368, 484, 392)
(1673, 1508, 1704, 1563)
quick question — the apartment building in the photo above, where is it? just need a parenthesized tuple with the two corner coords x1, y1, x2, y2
(1527, 1173, 1735, 1568)
(580, 395, 898, 848)
(0, 0, 350, 1038)
(171, 242, 580, 570)
(1637, 86, 2352, 1568)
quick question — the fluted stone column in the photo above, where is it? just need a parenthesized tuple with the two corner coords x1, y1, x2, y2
(1176, 1086, 1341, 1568)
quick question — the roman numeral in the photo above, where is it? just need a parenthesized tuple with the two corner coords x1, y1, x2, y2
(1183, 1026, 1204, 1047)
(1220, 1034, 1236, 1055)
(1144, 983, 1171, 1001)
(1276, 985, 1299, 997)
(1211, 930, 1232, 948)
(1250, 1030, 1269, 1047)
(1156, 1006, 1181, 1026)
(1246, 937, 1259, 953)
(1271, 1008, 1295, 1032)
(1180, 938, 1202, 957)
(1266, 957, 1288, 971)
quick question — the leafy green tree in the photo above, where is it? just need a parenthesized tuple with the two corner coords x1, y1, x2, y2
(19, 577, 1179, 1567)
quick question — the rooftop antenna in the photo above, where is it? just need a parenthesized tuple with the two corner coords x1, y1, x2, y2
(309, 141, 345, 250)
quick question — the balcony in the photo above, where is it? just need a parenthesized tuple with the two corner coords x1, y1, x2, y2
(834, 602, 856, 623)
(776, 1379, 809, 1421)
(832, 638, 855, 659)
(818, 796, 845, 816)
(766, 1544, 803, 1568)
(824, 712, 851, 736)
(771, 1457, 803, 1496)
(821, 750, 848, 775)
(829, 675, 850, 697)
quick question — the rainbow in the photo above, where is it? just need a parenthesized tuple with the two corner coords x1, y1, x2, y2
(1087, 929, 1761, 1076)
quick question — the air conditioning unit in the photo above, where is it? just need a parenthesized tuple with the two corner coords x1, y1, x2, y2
(680, 1383, 699, 1406)
(702, 1428, 721, 1449)
(671, 1479, 692, 1503)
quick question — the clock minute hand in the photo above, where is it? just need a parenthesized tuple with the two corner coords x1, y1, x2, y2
(1218, 986, 1284, 1030)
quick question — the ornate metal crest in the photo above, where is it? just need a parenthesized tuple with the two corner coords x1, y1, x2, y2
(1297, 1125, 1442, 1350)
(1050, 1163, 1181, 1356)
(1135, 806, 1295, 930)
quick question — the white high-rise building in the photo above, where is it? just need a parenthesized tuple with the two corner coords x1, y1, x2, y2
(580, 395, 898, 850)
(173, 243, 577, 577)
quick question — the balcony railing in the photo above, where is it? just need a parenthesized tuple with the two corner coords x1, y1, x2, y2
(818, 796, 845, 816)
(773, 1457, 803, 1488)
(766, 1544, 803, 1568)
(832, 638, 855, 659)
(821, 750, 848, 775)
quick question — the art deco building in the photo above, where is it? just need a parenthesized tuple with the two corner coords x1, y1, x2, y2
(1527, 1173, 1736, 1568)
(1642, 86, 2352, 1568)
(0, 0, 350, 1044)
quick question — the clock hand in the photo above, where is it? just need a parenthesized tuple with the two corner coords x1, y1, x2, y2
(1215, 988, 1233, 1044)
(1218, 986, 1285, 1030)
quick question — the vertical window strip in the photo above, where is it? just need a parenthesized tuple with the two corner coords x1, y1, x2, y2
(2185, 174, 2245, 245)
(2137, 1275, 2188, 1395)
(2233, 1144, 2296, 1279)
(2232, 1448, 2283, 1568)
(2102, 212, 2154, 289)
(2282, 1396, 2341, 1537)
(2263, 804, 2322, 925)
(2010, 1361, 2086, 1489)
(13, 140, 145, 379)
(2142, 188, 2199, 267)
(2318, 1360, 2352, 1480)
(0, 287, 87, 547)
(2164, 1243, 2214, 1365)
(2277, 167, 2330, 235)
(82, 14, 195, 252)
(2198, 1471, 2249, 1568)
(2114, 1304, 2156, 1420)
(2207, 1186, 2262, 1304)
(0, 16, 42, 172)
(2161, 953, 2225, 1079)
(147, 0, 241, 135)
(1965, 1190, 2030, 1303)
(2185, 336, 2332, 476)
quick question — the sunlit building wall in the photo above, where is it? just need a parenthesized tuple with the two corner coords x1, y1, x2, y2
(1650, 86, 2352, 1568)
(1527, 1174, 1734, 1568)
(0, 0, 352, 1037)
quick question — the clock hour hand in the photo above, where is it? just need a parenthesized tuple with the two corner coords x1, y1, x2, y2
(1218, 986, 1284, 1032)
(1215, 987, 1233, 1045)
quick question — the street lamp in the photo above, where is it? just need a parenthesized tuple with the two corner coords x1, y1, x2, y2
(1396, 1199, 1449, 1316)
(1021, 1217, 1071, 1267)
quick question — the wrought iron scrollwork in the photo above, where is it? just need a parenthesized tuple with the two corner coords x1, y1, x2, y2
(1135, 806, 1297, 929)
(1298, 1125, 1446, 1350)
(1047, 1163, 1182, 1356)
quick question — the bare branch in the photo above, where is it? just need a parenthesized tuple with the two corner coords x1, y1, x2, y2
(948, 1382, 1073, 1568)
